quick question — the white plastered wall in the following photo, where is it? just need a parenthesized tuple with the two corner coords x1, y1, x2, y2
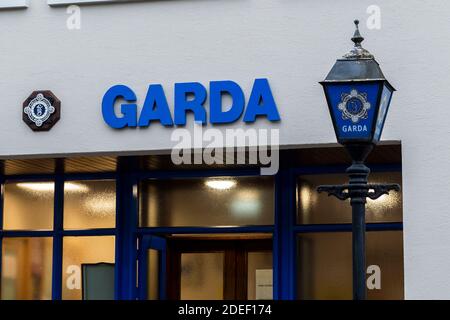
(1, 0, 450, 299)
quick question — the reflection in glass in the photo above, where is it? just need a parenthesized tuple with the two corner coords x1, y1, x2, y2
(1, 238, 52, 300)
(3, 182, 54, 230)
(62, 236, 115, 300)
(140, 176, 274, 227)
(148, 249, 159, 300)
(180, 253, 224, 300)
(297, 231, 404, 300)
(298, 172, 402, 224)
(64, 180, 116, 230)
(247, 252, 273, 300)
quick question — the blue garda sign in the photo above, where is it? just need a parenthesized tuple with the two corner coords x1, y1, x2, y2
(102, 78, 281, 129)
(324, 82, 381, 141)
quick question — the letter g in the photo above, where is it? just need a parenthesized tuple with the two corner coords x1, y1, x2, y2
(102, 85, 137, 129)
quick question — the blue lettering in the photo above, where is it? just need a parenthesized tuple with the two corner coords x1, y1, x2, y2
(210, 80, 245, 124)
(138, 84, 173, 126)
(243, 79, 280, 123)
(102, 79, 281, 129)
(102, 85, 137, 129)
(174, 82, 207, 125)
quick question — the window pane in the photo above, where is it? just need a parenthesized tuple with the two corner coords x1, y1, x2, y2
(147, 249, 159, 300)
(366, 231, 404, 299)
(297, 231, 404, 300)
(64, 180, 116, 230)
(1, 238, 52, 300)
(62, 236, 115, 300)
(140, 176, 274, 227)
(180, 252, 224, 300)
(247, 252, 273, 300)
(297, 172, 402, 224)
(297, 233, 351, 299)
(3, 182, 54, 230)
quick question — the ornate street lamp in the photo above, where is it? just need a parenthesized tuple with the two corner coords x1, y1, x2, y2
(318, 20, 400, 300)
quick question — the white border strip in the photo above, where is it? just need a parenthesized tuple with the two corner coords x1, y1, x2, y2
(0, 0, 29, 9)
(48, 0, 141, 6)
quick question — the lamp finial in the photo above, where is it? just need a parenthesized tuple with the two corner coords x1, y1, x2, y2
(351, 20, 364, 47)
(343, 19, 373, 59)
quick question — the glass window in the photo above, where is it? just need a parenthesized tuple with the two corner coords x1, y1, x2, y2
(63, 180, 116, 230)
(3, 182, 54, 230)
(147, 249, 160, 300)
(139, 176, 274, 227)
(180, 252, 224, 300)
(247, 252, 273, 300)
(62, 236, 115, 300)
(297, 172, 402, 224)
(1, 238, 53, 300)
(297, 231, 404, 300)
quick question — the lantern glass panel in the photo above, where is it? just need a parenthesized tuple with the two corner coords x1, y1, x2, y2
(373, 83, 394, 141)
(324, 82, 381, 142)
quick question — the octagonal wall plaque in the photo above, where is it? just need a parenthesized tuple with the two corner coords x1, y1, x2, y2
(23, 90, 61, 131)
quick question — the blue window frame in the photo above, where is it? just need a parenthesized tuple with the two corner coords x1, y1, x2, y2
(0, 158, 403, 300)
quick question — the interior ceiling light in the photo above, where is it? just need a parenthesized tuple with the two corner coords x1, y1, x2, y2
(16, 182, 88, 192)
(205, 179, 236, 190)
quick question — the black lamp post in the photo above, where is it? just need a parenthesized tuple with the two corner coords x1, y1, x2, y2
(318, 20, 400, 300)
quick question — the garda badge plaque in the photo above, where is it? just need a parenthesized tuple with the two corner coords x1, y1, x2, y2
(23, 91, 60, 131)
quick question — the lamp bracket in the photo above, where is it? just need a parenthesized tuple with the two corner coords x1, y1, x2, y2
(317, 183, 401, 201)
(367, 183, 401, 200)
(317, 185, 351, 200)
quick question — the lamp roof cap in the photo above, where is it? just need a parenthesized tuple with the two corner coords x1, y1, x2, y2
(322, 19, 393, 86)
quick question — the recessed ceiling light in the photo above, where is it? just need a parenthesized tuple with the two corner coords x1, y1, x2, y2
(16, 182, 88, 192)
(16, 182, 55, 192)
(205, 179, 236, 190)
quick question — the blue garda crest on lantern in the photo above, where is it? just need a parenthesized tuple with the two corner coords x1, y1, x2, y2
(320, 20, 395, 145)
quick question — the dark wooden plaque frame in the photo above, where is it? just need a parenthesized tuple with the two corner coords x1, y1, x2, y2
(23, 90, 61, 131)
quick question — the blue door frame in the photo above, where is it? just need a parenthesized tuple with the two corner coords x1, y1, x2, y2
(138, 235, 167, 300)
(0, 157, 403, 300)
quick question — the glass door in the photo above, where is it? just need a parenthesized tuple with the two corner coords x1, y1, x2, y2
(138, 236, 273, 300)
(138, 235, 167, 300)
(166, 238, 272, 300)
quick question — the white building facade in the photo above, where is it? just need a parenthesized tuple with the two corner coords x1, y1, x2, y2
(0, 0, 447, 300)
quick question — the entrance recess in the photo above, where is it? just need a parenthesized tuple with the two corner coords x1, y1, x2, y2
(138, 235, 272, 300)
